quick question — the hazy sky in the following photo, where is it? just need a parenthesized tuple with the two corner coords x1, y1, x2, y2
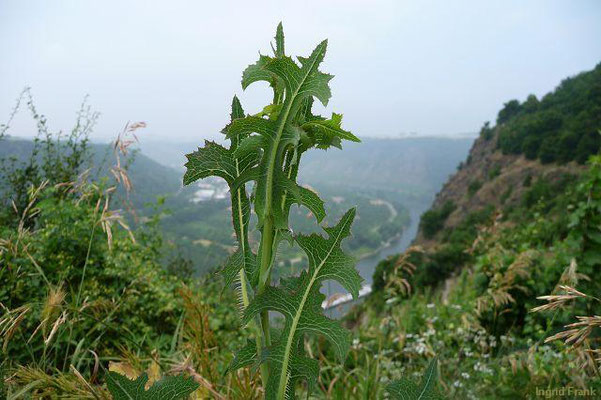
(1, 0, 600, 142)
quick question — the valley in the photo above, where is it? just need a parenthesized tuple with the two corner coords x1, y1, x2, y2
(140, 136, 473, 276)
(2, 4, 600, 398)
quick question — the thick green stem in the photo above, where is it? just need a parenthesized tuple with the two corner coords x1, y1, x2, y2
(257, 216, 274, 345)
(238, 267, 269, 385)
(255, 216, 275, 385)
(256, 97, 295, 349)
(233, 161, 270, 385)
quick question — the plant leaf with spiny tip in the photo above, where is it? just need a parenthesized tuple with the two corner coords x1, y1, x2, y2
(184, 97, 257, 289)
(386, 357, 444, 400)
(283, 182, 326, 223)
(263, 40, 333, 107)
(106, 372, 198, 400)
(232, 36, 335, 235)
(242, 54, 278, 90)
(226, 116, 297, 229)
(386, 380, 420, 400)
(183, 140, 238, 186)
(221, 248, 257, 291)
(237, 208, 362, 399)
(302, 113, 361, 149)
(227, 340, 259, 373)
(242, 24, 286, 103)
(274, 22, 285, 57)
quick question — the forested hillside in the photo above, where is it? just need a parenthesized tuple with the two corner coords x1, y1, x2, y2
(0, 136, 182, 210)
(1, 135, 470, 277)
(359, 63, 601, 397)
(1, 20, 599, 399)
(496, 62, 601, 163)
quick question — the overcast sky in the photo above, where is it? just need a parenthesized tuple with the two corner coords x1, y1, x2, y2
(1, 0, 600, 142)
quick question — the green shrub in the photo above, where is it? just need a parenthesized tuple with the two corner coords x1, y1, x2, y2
(0, 182, 181, 370)
(487, 165, 501, 180)
(420, 201, 456, 239)
(497, 99, 522, 125)
(479, 121, 494, 140)
(496, 63, 601, 164)
(468, 180, 482, 197)
(500, 186, 513, 204)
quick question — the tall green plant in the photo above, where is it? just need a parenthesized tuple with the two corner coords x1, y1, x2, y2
(183, 23, 361, 399)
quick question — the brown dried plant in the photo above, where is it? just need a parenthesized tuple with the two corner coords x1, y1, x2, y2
(475, 248, 536, 316)
(7, 365, 110, 399)
(178, 285, 217, 381)
(173, 285, 261, 399)
(40, 285, 66, 341)
(111, 121, 146, 194)
(385, 246, 423, 297)
(468, 211, 504, 255)
(0, 304, 31, 351)
(532, 260, 601, 371)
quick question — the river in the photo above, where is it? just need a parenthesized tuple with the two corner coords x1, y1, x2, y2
(323, 205, 428, 318)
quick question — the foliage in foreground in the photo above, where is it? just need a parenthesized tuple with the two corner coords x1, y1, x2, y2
(106, 372, 198, 400)
(2, 22, 601, 400)
(357, 151, 601, 398)
(0, 95, 248, 398)
(183, 23, 365, 399)
(386, 357, 441, 400)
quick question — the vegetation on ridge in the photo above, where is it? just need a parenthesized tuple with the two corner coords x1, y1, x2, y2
(1, 21, 601, 400)
(495, 62, 601, 163)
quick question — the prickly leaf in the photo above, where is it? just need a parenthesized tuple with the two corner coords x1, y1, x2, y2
(241, 209, 363, 399)
(386, 357, 443, 400)
(106, 372, 198, 400)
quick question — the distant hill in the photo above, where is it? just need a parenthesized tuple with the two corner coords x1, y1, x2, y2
(0, 137, 181, 211)
(1, 135, 473, 275)
(495, 62, 601, 164)
(414, 62, 601, 248)
(140, 136, 474, 206)
(370, 62, 598, 295)
(357, 66, 601, 399)
(298, 137, 474, 207)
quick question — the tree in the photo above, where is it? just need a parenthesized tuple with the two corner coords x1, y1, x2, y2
(497, 99, 522, 125)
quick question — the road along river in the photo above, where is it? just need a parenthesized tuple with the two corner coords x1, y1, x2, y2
(322, 206, 428, 318)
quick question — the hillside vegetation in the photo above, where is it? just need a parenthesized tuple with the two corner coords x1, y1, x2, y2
(496, 62, 601, 163)
(362, 62, 601, 397)
(1, 136, 425, 275)
(1, 37, 600, 399)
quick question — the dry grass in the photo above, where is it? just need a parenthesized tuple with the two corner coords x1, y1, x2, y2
(0, 304, 31, 351)
(475, 248, 535, 316)
(385, 246, 422, 298)
(531, 260, 601, 374)
(7, 365, 110, 399)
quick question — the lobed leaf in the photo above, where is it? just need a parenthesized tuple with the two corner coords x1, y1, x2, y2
(106, 372, 198, 400)
(184, 97, 257, 290)
(239, 209, 363, 399)
(302, 113, 361, 149)
(386, 357, 443, 400)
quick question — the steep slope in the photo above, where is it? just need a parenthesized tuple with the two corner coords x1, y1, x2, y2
(299, 137, 473, 206)
(0, 137, 182, 211)
(414, 129, 584, 246)
(355, 63, 601, 399)
(413, 63, 601, 249)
